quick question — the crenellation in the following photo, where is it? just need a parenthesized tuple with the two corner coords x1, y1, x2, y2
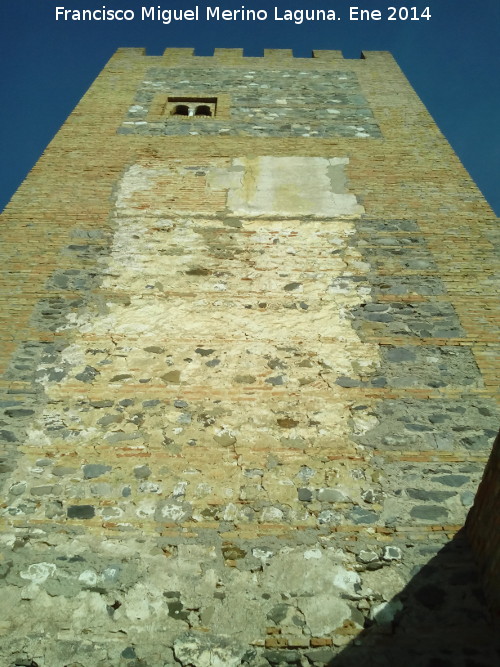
(312, 49, 344, 60)
(213, 47, 244, 60)
(263, 48, 294, 59)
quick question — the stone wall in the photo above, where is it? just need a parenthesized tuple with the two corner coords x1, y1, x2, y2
(119, 66, 382, 138)
(0, 47, 499, 666)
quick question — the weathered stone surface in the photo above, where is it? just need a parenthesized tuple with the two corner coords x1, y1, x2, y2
(67, 505, 95, 519)
(410, 505, 448, 521)
(299, 594, 352, 636)
(75, 366, 100, 383)
(317, 488, 350, 503)
(173, 632, 254, 667)
(83, 464, 112, 480)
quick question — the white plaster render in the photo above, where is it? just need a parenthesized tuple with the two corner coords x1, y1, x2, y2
(43, 160, 379, 455)
(221, 157, 365, 217)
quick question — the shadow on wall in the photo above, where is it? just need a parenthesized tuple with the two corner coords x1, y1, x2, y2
(328, 530, 499, 667)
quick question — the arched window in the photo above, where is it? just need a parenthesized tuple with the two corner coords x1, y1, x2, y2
(167, 97, 218, 119)
(172, 104, 189, 116)
(195, 105, 212, 117)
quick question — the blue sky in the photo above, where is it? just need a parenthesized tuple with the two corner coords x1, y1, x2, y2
(0, 0, 499, 214)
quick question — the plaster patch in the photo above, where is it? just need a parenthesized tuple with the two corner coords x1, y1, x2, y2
(299, 593, 351, 636)
(20, 562, 57, 584)
(225, 157, 365, 217)
(78, 569, 99, 586)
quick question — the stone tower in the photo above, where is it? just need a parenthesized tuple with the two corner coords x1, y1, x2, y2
(0, 48, 499, 666)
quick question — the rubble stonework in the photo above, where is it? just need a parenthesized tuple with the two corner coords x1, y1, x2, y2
(0, 48, 499, 666)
